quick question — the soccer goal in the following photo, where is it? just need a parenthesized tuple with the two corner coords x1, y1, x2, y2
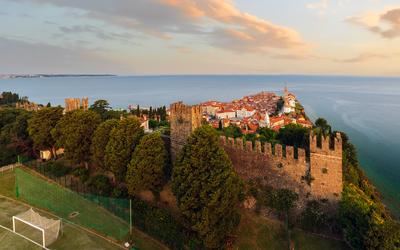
(12, 208, 61, 248)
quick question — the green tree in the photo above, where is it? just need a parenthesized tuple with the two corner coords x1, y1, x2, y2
(90, 99, 111, 120)
(0, 109, 33, 164)
(257, 127, 277, 142)
(136, 105, 140, 116)
(218, 120, 223, 130)
(28, 107, 63, 158)
(55, 110, 101, 166)
(105, 117, 144, 181)
(338, 184, 384, 249)
(278, 124, 309, 149)
(0, 91, 20, 105)
(126, 133, 167, 196)
(172, 125, 243, 248)
(270, 188, 298, 216)
(314, 118, 331, 136)
(149, 119, 159, 129)
(90, 119, 119, 169)
(300, 200, 327, 232)
(275, 97, 284, 114)
(270, 188, 298, 250)
(222, 125, 242, 138)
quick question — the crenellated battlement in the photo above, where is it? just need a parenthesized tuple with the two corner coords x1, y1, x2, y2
(219, 136, 307, 164)
(310, 132, 342, 157)
(170, 101, 343, 207)
(310, 132, 342, 201)
(170, 102, 202, 161)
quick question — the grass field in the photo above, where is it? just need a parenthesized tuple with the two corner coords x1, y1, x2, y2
(0, 227, 42, 250)
(0, 197, 121, 250)
(234, 210, 350, 250)
(0, 169, 167, 250)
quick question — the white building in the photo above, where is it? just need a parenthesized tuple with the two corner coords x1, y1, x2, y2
(259, 112, 270, 128)
(216, 110, 236, 119)
(283, 86, 296, 113)
(236, 106, 256, 118)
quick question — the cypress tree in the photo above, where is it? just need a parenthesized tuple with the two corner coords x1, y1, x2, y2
(172, 125, 243, 248)
(105, 117, 144, 181)
(126, 132, 167, 195)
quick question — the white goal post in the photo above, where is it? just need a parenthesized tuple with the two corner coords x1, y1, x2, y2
(12, 208, 61, 248)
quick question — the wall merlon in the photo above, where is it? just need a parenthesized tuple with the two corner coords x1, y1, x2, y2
(275, 144, 282, 158)
(245, 141, 253, 152)
(286, 146, 294, 160)
(265, 143, 272, 157)
(235, 137, 244, 150)
(255, 141, 262, 153)
(310, 133, 317, 152)
(298, 148, 306, 163)
(322, 136, 330, 152)
(334, 132, 342, 153)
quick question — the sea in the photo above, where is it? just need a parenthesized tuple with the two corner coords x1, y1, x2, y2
(1, 75, 399, 217)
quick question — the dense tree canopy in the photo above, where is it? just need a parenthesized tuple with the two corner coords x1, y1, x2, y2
(126, 133, 167, 195)
(257, 127, 278, 143)
(221, 124, 243, 138)
(55, 110, 101, 166)
(172, 125, 243, 248)
(0, 91, 20, 105)
(105, 117, 144, 181)
(90, 119, 119, 169)
(0, 108, 33, 164)
(339, 184, 400, 249)
(28, 107, 63, 157)
(278, 124, 310, 149)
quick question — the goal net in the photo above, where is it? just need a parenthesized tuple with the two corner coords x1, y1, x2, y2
(13, 208, 61, 248)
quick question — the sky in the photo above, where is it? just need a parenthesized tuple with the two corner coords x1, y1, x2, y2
(0, 0, 400, 76)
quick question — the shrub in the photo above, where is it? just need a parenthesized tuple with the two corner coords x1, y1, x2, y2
(39, 161, 71, 177)
(87, 174, 112, 196)
(72, 167, 90, 183)
(130, 197, 186, 249)
(300, 200, 327, 232)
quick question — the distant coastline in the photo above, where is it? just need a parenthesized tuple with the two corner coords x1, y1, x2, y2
(0, 74, 116, 79)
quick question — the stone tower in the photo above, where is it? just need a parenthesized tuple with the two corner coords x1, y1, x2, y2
(170, 102, 202, 161)
(310, 132, 343, 202)
(64, 98, 89, 112)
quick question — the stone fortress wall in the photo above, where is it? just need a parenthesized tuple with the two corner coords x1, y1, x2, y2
(170, 102, 343, 205)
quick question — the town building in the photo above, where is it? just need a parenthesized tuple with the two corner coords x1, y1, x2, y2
(200, 89, 312, 134)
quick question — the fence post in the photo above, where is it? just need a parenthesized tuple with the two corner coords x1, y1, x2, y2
(130, 199, 132, 235)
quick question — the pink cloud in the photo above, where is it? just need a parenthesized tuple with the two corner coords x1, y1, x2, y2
(347, 7, 400, 38)
(162, 0, 308, 54)
(11, 0, 308, 56)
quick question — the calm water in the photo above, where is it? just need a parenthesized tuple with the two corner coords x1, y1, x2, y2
(1, 75, 400, 216)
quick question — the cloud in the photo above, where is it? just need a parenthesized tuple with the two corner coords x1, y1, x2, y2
(347, 7, 400, 38)
(333, 53, 389, 63)
(58, 25, 140, 45)
(10, 0, 308, 55)
(306, 0, 329, 15)
(0, 37, 128, 74)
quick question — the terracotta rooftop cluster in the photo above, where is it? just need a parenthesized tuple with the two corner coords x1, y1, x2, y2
(200, 90, 312, 134)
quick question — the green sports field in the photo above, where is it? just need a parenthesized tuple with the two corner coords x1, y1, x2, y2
(0, 197, 122, 250)
(0, 169, 167, 250)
